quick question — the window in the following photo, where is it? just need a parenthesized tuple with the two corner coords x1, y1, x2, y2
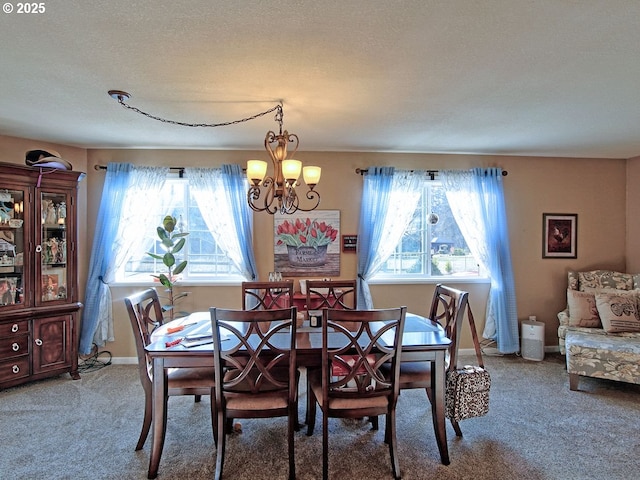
(374, 183, 484, 279)
(116, 178, 242, 283)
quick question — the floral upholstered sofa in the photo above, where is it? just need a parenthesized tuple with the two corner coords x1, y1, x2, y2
(557, 270, 640, 390)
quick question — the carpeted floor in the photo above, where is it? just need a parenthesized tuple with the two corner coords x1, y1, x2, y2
(1, 353, 639, 480)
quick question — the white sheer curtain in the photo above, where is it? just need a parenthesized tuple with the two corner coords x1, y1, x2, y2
(442, 170, 496, 332)
(186, 166, 257, 280)
(111, 169, 170, 277)
(80, 164, 168, 353)
(98, 167, 169, 344)
(441, 168, 519, 353)
(357, 168, 428, 308)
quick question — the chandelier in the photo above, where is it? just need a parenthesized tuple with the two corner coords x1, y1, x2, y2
(107, 90, 321, 215)
(247, 105, 321, 214)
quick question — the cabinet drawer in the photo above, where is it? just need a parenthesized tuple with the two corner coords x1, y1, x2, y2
(0, 334, 30, 360)
(0, 320, 29, 337)
(0, 356, 30, 382)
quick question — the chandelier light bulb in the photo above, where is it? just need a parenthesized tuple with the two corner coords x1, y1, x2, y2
(303, 166, 321, 187)
(281, 159, 302, 183)
(246, 160, 268, 186)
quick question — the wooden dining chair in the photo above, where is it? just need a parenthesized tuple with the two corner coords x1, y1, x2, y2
(209, 307, 298, 480)
(306, 307, 407, 480)
(124, 288, 216, 451)
(242, 280, 294, 310)
(303, 279, 358, 425)
(395, 284, 469, 437)
(305, 279, 357, 310)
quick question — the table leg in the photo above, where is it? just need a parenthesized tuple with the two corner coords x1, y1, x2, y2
(431, 351, 450, 465)
(148, 357, 168, 479)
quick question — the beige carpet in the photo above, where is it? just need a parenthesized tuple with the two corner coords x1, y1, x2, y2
(1, 353, 639, 480)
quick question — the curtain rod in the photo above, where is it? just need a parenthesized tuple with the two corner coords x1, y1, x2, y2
(355, 168, 508, 177)
(94, 164, 186, 177)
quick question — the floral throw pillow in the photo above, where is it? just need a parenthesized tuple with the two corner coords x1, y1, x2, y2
(595, 292, 640, 333)
(577, 270, 634, 291)
(566, 289, 601, 328)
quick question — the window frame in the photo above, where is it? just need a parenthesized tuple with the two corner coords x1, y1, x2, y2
(111, 176, 245, 286)
(371, 181, 489, 284)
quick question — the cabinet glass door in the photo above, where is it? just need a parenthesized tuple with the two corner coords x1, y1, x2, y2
(40, 192, 68, 302)
(0, 189, 25, 307)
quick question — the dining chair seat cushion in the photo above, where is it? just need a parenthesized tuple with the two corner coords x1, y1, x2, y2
(167, 367, 216, 389)
(308, 370, 390, 411)
(224, 391, 290, 411)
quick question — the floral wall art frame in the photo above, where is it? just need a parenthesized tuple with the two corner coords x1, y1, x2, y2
(274, 210, 340, 276)
(543, 213, 577, 259)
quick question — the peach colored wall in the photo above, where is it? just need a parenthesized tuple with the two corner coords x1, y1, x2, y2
(0, 135, 629, 358)
(84, 149, 627, 358)
(627, 156, 640, 272)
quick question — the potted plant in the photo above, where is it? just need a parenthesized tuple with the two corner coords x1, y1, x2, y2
(147, 215, 189, 319)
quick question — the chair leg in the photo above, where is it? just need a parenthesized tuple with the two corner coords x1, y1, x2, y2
(194, 394, 202, 403)
(226, 417, 234, 434)
(450, 419, 463, 437)
(425, 386, 433, 403)
(387, 411, 401, 480)
(322, 411, 329, 480)
(370, 415, 379, 431)
(569, 373, 580, 391)
(288, 406, 296, 480)
(210, 391, 217, 448)
(305, 373, 312, 426)
(214, 410, 227, 480)
(306, 385, 317, 436)
(135, 389, 152, 451)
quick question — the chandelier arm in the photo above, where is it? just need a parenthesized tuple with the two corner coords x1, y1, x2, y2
(285, 132, 299, 158)
(288, 189, 321, 213)
(248, 176, 279, 214)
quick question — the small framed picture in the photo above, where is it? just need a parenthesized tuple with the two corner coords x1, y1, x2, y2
(341, 235, 357, 253)
(543, 213, 577, 259)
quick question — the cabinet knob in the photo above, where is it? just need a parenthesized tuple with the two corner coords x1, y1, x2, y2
(12, 342, 20, 352)
(12, 365, 20, 374)
(35, 338, 43, 346)
(11, 324, 19, 333)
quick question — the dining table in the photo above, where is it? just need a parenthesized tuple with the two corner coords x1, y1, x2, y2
(144, 310, 452, 479)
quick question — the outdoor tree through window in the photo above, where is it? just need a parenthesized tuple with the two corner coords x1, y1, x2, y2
(375, 184, 483, 279)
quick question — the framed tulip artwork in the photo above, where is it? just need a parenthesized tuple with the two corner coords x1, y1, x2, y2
(543, 213, 577, 259)
(274, 210, 340, 276)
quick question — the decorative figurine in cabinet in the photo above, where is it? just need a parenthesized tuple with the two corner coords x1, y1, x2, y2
(0, 162, 84, 389)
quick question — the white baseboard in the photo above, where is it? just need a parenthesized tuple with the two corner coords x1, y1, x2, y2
(110, 357, 138, 365)
(460, 345, 560, 356)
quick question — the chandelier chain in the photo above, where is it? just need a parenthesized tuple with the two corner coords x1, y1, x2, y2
(107, 89, 317, 215)
(114, 95, 283, 129)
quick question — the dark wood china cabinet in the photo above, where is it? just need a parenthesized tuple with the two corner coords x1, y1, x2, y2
(0, 162, 84, 389)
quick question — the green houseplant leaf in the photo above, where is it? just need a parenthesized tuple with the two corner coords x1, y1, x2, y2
(147, 215, 190, 320)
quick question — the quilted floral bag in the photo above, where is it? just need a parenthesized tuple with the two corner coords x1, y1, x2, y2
(445, 306, 491, 422)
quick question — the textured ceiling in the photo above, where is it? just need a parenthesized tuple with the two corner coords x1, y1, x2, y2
(2, 0, 640, 158)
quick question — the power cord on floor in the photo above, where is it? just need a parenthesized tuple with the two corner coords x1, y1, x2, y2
(479, 338, 505, 357)
(77, 343, 112, 373)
